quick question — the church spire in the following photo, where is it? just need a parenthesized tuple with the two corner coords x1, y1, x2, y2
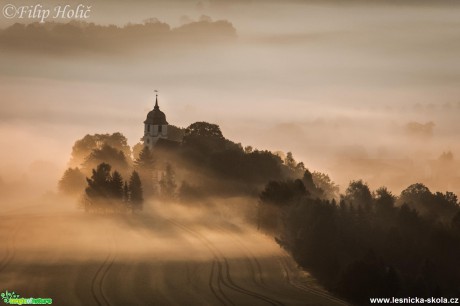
(154, 90, 159, 109)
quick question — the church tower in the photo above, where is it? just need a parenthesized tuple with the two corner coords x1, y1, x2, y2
(143, 93, 168, 149)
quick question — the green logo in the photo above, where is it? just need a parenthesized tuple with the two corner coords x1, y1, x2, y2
(1, 291, 52, 305)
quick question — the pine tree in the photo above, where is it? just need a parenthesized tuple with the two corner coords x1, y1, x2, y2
(284, 152, 297, 171)
(85, 163, 112, 200)
(134, 147, 155, 171)
(129, 171, 143, 211)
(110, 171, 124, 200)
(134, 147, 156, 196)
(84, 163, 112, 211)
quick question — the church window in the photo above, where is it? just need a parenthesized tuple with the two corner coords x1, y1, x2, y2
(158, 125, 162, 132)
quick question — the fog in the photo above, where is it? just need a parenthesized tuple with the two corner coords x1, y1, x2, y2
(1, 0, 460, 197)
(0, 197, 276, 262)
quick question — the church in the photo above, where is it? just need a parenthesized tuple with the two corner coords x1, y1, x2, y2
(142, 93, 181, 150)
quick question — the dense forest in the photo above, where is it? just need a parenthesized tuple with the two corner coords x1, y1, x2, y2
(59, 121, 460, 305)
(259, 178, 460, 305)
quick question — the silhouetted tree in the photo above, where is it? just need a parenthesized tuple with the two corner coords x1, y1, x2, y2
(184, 121, 224, 139)
(302, 169, 323, 199)
(345, 180, 373, 210)
(134, 146, 156, 196)
(110, 171, 124, 200)
(295, 162, 306, 176)
(83, 144, 129, 174)
(167, 124, 186, 142)
(399, 183, 432, 206)
(182, 122, 226, 157)
(374, 187, 396, 218)
(284, 152, 297, 171)
(84, 163, 113, 211)
(244, 145, 253, 154)
(129, 171, 143, 211)
(260, 179, 307, 206)
(312, 171, 340, 201)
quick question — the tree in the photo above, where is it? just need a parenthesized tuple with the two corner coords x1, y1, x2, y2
(284, 152, 297, 171)
(134, 146, 156, 196)
(432, 191, 459, 221)
(83, 163, 128, 212)
(345, 180, 373, 209)
(159, 163, 177, 198)
(260, 179, 307, 206)
(312, 172, 340, 201)
(184, 121, 224, 139)
(244, 146, 253, 154)
(134, 147, 155, 171)
(374, 187, 396, 217)
(302, 169, 323, 199)
(110, 171, 124, 200)
(167, 125, 186, 142)
(129, 171, 143, 211)
(69, 133, 131, 167)
(374, 187, 395, 209)
(83, 145, 129, 174)
(58, 167, 86, 195)
(85, 163, 112, 200)
(104, 132, 131, 158)
(295, 162, 306, 175)
(433, 191, 458, 208)
(69, 134, 98, 167)
(399, 183, 432, 205)
(398, 183, 434, 216)
(132, 142, 144, 161)
(399, 183, 459, 221)
(182, 122, 226, 156)
(243, 150, 284, 182)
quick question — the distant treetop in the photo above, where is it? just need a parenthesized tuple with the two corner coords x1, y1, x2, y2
(184, 122, 224, 139)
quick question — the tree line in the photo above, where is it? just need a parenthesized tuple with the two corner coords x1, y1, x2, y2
(82, 163, 143, 213)
(59, 122, 311, 205)
(259, 175, 460, 305)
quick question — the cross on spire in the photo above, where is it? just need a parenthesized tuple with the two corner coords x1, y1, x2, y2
(154, 90, 159, 109)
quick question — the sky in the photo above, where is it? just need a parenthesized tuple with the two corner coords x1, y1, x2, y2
(1, 0, 459, 195)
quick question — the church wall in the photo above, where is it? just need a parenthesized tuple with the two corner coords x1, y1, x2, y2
(143, 124, 169, 148)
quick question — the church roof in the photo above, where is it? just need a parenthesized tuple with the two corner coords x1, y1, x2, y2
(144, 95, 168, 125)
